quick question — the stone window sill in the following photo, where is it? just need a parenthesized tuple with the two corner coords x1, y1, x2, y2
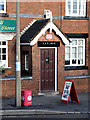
(63, 16, 89, 20)
(65, 66, 88, 70)
(0, 13, 9, 17)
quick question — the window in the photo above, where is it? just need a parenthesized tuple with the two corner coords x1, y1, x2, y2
(25, 54, 28, 71)
(65, 38, 85, 66)
(0, 40, 8, 68)
(0, 0, 6, 13)
(66, 0, 86, 17)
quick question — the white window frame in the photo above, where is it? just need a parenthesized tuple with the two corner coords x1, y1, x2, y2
(25, 54, 28, 71)
(0, 0, 6, 13)
(66, 0, 86, 17)
(0, 40, 8, 68)
(65, 38, 85, 66)
(0, 34, 15, 69)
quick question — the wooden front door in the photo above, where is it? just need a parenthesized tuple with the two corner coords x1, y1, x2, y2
(40, 48, 55, 91)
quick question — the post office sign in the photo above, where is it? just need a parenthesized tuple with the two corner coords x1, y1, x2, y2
(45, 33, 53, 40)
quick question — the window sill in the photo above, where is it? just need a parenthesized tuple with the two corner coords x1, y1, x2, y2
(0, 76, 33, 80)
(65, 75, 90, 79)
(63, 16, 89, 20)
(65, 66, 88, 70)
(5, 67, 11, 69)
(0, 13, 9, 17)
(0, 67, 11, 75)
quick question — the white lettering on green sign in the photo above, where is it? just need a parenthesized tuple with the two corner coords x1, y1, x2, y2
(0, 19, 16, 32)
(0, 20, 4, 25)
(1, 25, 15, 31)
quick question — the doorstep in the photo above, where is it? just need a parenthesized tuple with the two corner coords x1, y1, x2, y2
(38, 91, 59, 96)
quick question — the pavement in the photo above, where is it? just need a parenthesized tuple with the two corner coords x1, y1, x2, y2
(0, 92, 90, 117)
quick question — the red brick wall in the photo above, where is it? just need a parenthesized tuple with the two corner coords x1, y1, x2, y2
(1, 77, 88, 98)
(2, 80, 15, 98)
(61, 20, 88, 33)
(1, 79, 33, 98)
(69, 78, 88, 93)
(32, 40, 40, 95)
(6, 2, 89, 17)
(5, 2, 89, 31)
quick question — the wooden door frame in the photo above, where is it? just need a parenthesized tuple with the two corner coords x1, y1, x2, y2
(39, 47, 57, 93)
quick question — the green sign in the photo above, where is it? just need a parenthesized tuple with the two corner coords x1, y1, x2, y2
(0, 19, 16, 32)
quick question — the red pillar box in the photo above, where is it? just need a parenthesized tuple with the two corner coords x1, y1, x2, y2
(21, 90, 32, 106)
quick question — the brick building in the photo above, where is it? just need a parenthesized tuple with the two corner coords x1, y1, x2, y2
(0, 0, 90, 98)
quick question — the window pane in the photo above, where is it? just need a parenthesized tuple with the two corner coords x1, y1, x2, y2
(78, 53, 83, 59)
(78, 47, 83, 60)
(73, 0, 77, 13)
(2, 48, 6, 53)
(78, 46, 83, 52)
(2, 41, 6, 45)
(25, 55, 28, 70)
(73, 5, 77, 9)
(72, 47, 77, 58)
(65, 47, 70, 59)
(73, 10, 77, 13)
(72, 47, 77, 64)
(0, 48, 1, 54)
(72, 40, 77, 45)
(78, 59, 83, 64)
(72, 59, 76, 64)
(65, 46, 70, 65)
(0, 4, 4, 11)
(65, 47, 70, 53)
(2, 55, 6, 60)
(65, 54, 70, 59)
(78, 40, 83, 45)
(65, 60, 70, 65)
(68, 0, 71, 14)
(0, 0, 4, 3)
(79, 0, 81, 15)
(0, 41, 1, 45)
(0, 55, 1, 60)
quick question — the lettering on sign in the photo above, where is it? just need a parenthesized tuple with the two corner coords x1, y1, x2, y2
(61, 81, 72, 101)
(0, 19, 16, 32)
(38, 41, 60, 47)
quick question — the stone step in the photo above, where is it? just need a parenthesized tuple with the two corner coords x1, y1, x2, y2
(38, 91, 59, 96)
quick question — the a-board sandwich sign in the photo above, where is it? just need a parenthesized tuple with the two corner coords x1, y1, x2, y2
(61, 80, 79, 104)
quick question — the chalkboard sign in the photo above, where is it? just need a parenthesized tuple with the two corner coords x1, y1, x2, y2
(61, 80, 79, 104)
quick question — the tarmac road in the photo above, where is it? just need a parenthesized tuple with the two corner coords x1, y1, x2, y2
(1, 114, 90, 120)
